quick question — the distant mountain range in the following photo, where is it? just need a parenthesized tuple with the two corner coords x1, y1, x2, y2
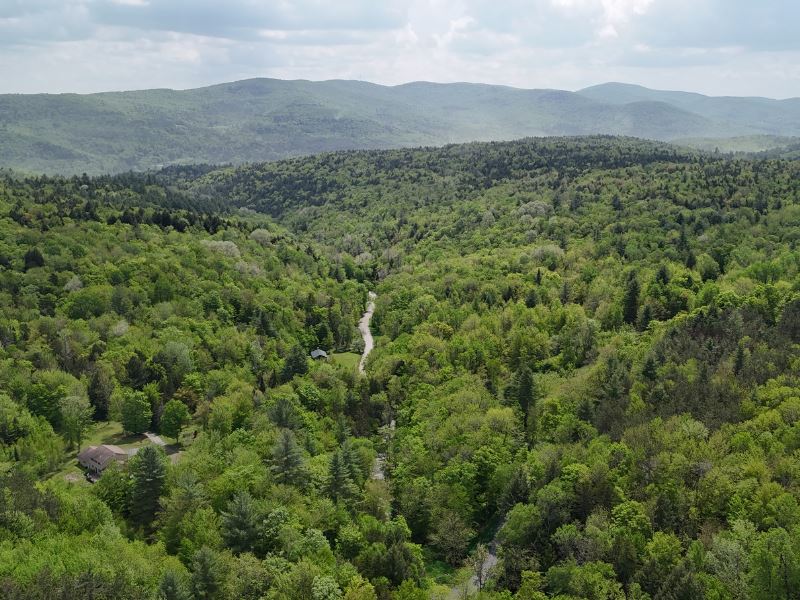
(1, 79, 798, 174)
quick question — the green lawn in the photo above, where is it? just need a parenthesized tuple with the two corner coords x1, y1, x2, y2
(332, 352, 361, 371)
(50, 421, 149, 484)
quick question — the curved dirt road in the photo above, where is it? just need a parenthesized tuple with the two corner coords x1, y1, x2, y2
(358, 291, 377, 374)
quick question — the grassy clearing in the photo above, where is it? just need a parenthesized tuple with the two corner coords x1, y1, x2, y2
(332, 352, 361, 371)
(80, 421, 149, 452)
(50, 421, 148, 483)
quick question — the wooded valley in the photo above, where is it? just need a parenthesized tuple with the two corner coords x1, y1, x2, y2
(1, 136, 800, 599)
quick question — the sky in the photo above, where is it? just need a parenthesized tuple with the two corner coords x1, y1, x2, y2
(0, 0, 798, 98)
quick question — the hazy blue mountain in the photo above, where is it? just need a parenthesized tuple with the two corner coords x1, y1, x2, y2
(1, 78, 798, 174)
(579, 82, 800, 138)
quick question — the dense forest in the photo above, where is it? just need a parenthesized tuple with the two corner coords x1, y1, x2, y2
(4, 78, 800, 175)
(1, 136, 800, 599)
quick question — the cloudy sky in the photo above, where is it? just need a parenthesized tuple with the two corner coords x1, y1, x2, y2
(1, 0, 798, 97)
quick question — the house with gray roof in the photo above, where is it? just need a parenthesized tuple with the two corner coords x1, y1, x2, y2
(77, 444, 129, 479)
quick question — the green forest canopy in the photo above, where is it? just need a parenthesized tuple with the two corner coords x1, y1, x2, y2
(1, 136, 799, 599)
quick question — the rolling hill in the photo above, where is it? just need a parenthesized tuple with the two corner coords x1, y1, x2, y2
(579, 82, 800, 135)
(3, 137, 800, 597)
(1, 78, 798, 174)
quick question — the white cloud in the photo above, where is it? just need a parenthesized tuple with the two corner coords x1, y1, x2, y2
(548, 0, 654, 38)
(0, 0, 796, 97)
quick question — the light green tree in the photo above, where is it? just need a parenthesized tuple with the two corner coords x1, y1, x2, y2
(121, 389, 153, 434)
(59, 394, 94, 450)
(161, 398, 190, 443)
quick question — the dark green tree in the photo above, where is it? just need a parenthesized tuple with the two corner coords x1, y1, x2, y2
(281, 344, 308, 382)
(154, 342, 192, 398)
(221, 491, 259, 555)
(623, 272, 640, 325)
(592, 352, 632, 436)
(159, 569, 192, 600)
(326, 448, 359, 504)
(268, 395, 300, 429)
(642, 355, 658, 381)
(637, 304, 653, 331)
(87, 362, 115, 421)
(126, 350, 156, 389)
(733, 343, 746, 375)
(128, 444, 167, 527)
(515, 365, 537, 432)
(271, 428, 307, 486)
(525, 288, 539, 308)
(191, 546, 223, 600)
(655, 264, 670, 285)
(23, 247, 44, 270)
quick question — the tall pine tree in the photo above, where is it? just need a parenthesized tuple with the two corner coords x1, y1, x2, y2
(87, 362, 114, 421)
(221, 491, 259, 555)
(191, 546, 222, 600)
(271, 428, 307, 486)
(158, 570, 191, 600)
(623, 272, 640, 325)
(515, 365, 537, 432)
(128, 444, 167, 528)
(326, 448, 359, 504)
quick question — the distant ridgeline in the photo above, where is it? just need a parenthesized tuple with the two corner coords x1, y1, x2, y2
(1, 78, 799, 174)
(0, 137, 800, 598)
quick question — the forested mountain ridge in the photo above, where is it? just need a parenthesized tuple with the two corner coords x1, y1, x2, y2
(2, 78, 799, 174)
(1, 137, 800, 598)
(579, 82, 800, 135)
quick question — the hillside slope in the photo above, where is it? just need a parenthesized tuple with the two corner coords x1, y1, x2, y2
(2, 138, 800, 597)
(2, 78, 798, 174)
(580, 82, 800, 139)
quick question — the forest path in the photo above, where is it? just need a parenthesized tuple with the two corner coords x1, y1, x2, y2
(449, 520, 504, 599)
(358, 291, 377, 374)
(358, 291, 396, 482)
(356, 289, 499, 592)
